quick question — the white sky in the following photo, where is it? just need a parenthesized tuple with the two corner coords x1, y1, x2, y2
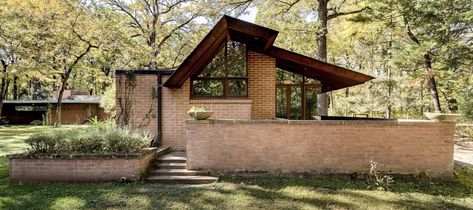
(239, 6, 258, 23)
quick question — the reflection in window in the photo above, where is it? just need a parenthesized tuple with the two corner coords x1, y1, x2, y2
(191, 41, 247, 98)
(192, 80, 224, 97)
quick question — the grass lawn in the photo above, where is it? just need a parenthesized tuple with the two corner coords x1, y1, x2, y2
(1, 126, 473, 209)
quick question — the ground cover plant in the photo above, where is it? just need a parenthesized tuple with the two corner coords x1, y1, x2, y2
(23, 123, 152, 155)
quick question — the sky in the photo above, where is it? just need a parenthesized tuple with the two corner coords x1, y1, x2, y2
(239, 7, 258, 23)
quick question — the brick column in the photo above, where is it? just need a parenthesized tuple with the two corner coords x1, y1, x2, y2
(247, 51, 276, 119)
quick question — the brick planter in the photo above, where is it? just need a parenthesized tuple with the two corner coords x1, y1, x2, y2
(7, 147, 157, 182)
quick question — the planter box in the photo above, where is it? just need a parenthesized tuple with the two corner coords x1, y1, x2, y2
(188, 111, 214, 120)
(7, 147, 157, 182)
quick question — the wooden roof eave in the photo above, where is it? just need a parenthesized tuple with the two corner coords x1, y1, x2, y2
(164, 15, 375, 90)
(164, 15, 279, 88)
(164, 18, 230, 88)
(267, 47, 374, 83)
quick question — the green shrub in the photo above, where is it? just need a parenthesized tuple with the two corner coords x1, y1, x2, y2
(25, 124, 152, 154)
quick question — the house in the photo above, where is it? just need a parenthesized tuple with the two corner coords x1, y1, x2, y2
(116, 16, 454, 181)
(1, 91, 107, 125)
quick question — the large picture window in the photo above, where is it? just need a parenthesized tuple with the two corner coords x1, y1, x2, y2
(191, 41, 247, 98)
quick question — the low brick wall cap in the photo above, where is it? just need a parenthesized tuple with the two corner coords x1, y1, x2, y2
(185, 119, 450, 125)
(7, 147, 157, 160)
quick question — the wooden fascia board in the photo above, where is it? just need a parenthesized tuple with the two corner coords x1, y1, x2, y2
(268, 47, 374, 83)
(164, 18, 230, 87)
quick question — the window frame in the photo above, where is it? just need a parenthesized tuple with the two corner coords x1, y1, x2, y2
(190, 40, 248, 99)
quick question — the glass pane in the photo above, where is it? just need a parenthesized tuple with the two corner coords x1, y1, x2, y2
(290, 87, 302, 120)
(276, 68, 303, 84)
(192, 80, 224, 97)
(228, 80, 247, 97)
(227, 41, 246, 77)
(306, 87, 320, 120)
(198, 45, 225, 77)
(305, 78, 321, 84)
(276, 87, 287, 118)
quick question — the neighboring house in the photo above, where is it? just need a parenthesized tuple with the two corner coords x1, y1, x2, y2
(116, 16, 454, 179)
(1, 91, 107, 125)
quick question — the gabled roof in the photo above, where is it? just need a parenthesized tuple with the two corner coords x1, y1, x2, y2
(164, 15, 374, 92)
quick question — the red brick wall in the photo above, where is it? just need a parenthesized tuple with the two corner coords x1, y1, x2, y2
(186, 120, 455, 179)
(9, 149, 156, 182)
(116, 74, 157, 134)
(247, 51, 276, 119)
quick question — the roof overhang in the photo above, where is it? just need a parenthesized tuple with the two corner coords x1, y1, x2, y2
(164, 15, 374, 92)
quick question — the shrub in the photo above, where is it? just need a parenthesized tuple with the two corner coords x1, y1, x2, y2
(25, 124, 152, 155)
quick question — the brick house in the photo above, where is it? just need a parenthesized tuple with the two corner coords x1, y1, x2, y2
(116, 16, 454, 180)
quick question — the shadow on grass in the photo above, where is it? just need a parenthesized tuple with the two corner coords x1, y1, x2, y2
(220, 167, 473, 198)
(0, 168, 472, 210)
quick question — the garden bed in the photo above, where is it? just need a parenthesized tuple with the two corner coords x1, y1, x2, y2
(8, 147, 157, 182)
(6, 123, 158, 182)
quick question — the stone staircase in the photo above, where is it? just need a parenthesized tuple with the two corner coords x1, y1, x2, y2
(146, 150, 218, 184)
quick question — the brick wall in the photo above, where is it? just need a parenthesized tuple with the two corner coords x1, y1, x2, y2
(186, 120, 455, 179)
(162, 76, 252, 150)
(116, 50, 276, 150)
(116, 74, 158, 134)
(49, 104, 107, 124)
(247, 51, 276, 119)
(9, 149, 156, 182)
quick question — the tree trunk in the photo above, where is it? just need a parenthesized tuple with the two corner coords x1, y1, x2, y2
(316, 0, 330, 116)
(0, 63, 7, 117)
(423, 53, 442, 112)
(149, 30, 158, 70)
(387, 67, 392, 119)
(55, 72, 71, 126)
(0, 82, 4, 117)
(55, 80, 67, 126)
(13, 76, 17, 100)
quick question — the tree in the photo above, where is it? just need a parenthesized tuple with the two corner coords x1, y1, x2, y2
(371, 0, 473, 113)
(17, 1, 103, 125)
(0, 0, 35, 117)
(103, 0, 223, 70)
(255, 0, 370, 115)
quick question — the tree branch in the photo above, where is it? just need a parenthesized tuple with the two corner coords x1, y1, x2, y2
(403, 16, 420, 45)
(107, 0, 147, 36)
(156, 14, 198, 50)
(327, 6, 370, 20)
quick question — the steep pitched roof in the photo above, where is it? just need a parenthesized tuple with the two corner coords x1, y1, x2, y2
(164, 15, 374, 92)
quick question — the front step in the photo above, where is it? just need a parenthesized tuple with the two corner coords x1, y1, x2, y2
(157, 162, 186, 169)
(147, 150, 218, 184)
(147, 175, 218, 184)
(149, 168, 205, 176)
(157, 152, 187, 163)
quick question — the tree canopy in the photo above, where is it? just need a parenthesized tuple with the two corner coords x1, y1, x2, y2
(0, 0, 472, 121)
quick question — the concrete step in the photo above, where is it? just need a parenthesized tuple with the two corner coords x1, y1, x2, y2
(146, 175, 218, 184)
(157, 152, 187, 163)
(149, 169, 205, 176)
(156, 162, 187, 169)
(156, 146, 171, 157)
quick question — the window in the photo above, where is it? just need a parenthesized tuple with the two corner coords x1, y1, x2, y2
(191, 41, 247, 98)
(275, 68, 321, 120)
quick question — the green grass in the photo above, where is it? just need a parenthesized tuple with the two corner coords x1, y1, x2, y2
(0, 126, 46, 156)
(0, 126, 473, 209)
